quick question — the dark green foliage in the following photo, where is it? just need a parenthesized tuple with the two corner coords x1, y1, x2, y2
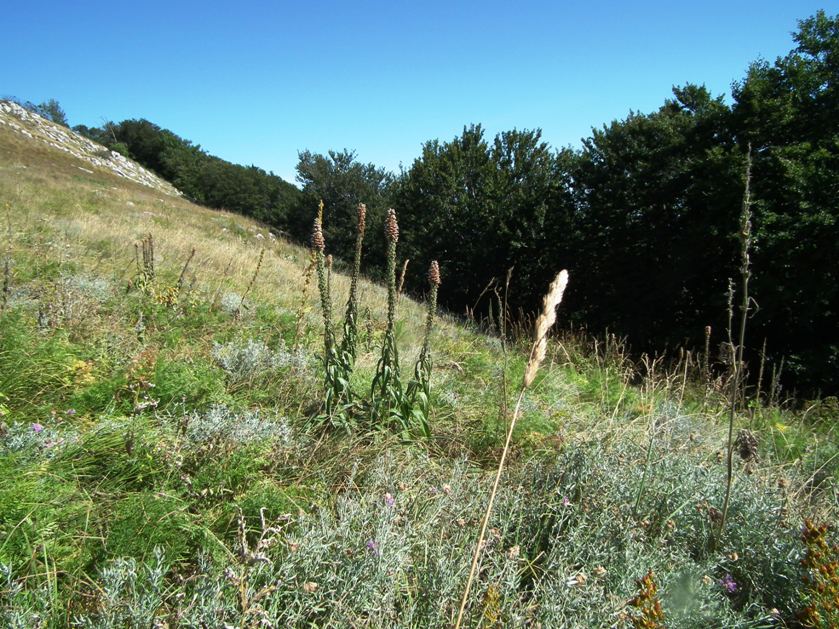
(384, 12, 839, 396)
(731, 10, 839, 393)
(74, 119, 301, 226)
(289, 150, 392, 272)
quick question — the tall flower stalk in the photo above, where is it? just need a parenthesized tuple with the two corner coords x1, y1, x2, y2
(371, 209, 403, 425)
(338, 203, 367, 372)
(403, 260, 441, 438)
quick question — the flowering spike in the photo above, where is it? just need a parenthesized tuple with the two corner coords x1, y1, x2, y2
(428, 260, 441, 287)
(385, 208, 399, 243)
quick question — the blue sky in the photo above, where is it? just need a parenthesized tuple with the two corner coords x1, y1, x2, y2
(2, 1, 834, 183)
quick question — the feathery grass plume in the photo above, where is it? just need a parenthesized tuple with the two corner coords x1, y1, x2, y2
(371, 208, 403, 425)
(403, 260, 441, 438)
(337, 203, 367, 370)
(524, 270, 570, 387)
(719, 145, 753, 539)
(455, 269, 568, 629)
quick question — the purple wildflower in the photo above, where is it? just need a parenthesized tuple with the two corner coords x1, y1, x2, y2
(562, 495, 571, 507)
(719, 574, 738, 593)
(366, 539, 380, 556)
(32, 423, 44, 433)
(384, 493, 395, 508)
(65, 408, 76, 416)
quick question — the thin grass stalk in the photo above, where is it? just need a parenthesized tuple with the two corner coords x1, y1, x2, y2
(769, 357, 784, 407)
(292, 255, 316, 351)
(211, 253, 235, 311)
(752, 337, 768, 427)
(455, 270, 568, 629)
(176, 247, 196, 293)
(397, 257, 409, 300)
(703, 325, 712, 384)
(720, 145, 753, 537)
(236, 247, 264, 317)
(1, 257, 9, 311)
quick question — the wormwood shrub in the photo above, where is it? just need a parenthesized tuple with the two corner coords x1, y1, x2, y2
(2, 445, 812, 627)
(312, 204, 441, 438)
(211, 338, 310, 388)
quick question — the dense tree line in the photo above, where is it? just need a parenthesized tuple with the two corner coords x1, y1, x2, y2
(64, 11, 836, 395)
(74, 119, 301, 227)
(298, 12, 838, 396)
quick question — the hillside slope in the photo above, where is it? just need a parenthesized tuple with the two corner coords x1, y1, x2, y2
(0, 114, 837, 627)
(0, 100, 181, 196)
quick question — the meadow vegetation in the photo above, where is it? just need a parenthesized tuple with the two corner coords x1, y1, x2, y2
(1, 103, 837, 628)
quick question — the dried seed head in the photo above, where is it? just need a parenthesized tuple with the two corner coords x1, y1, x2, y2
(428, 260, 441, 286)
(311, 217, 325, 252)
(705, 325, 712, 336)
(524, 270, 569, 387)
(326, 254, 333, 269)
(385, 208, 399, 243)
(357, 203, 367, 233)
(735, 428, 759, 462)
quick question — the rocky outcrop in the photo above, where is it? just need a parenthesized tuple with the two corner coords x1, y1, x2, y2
(0, 100, 181, 197)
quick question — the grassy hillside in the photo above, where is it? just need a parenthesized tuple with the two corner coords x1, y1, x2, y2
(0, 117, 837, 627)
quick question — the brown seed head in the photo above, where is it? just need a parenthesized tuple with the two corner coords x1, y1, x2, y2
(385, 208, 399, 243)
(428, 260, 441, 286)
(311, 217, 325, 252)
(524, 270, 569, 387)
(357, 203, 367, 233)
(326, 254, 333, 269)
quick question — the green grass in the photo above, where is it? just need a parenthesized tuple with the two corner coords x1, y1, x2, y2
(0, 116, 837, 627)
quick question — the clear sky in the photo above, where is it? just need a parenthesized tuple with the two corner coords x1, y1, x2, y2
(2, 1, 835, 184)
